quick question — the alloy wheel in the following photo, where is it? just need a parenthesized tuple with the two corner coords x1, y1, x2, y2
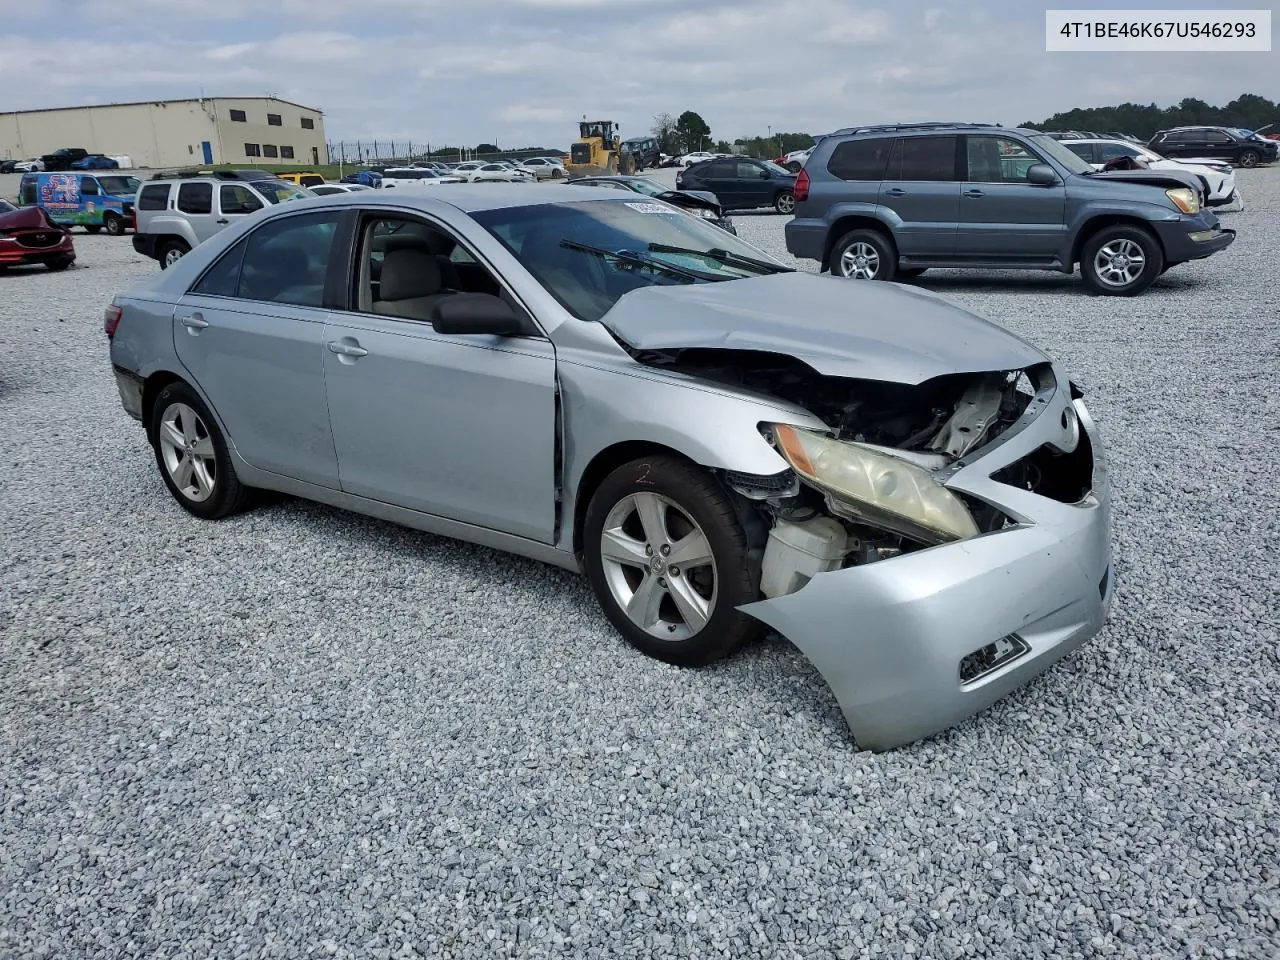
(1092, 238, 1146, 288)
(598, 492, 717, 641)
(158, 402, 217, 502)
(163, 247, 185, 268)
(839, 241, 880, 279)
(776, 192, 795, 214)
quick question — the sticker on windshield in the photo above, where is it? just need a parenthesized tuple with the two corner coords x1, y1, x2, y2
(623, 202, 672, 214)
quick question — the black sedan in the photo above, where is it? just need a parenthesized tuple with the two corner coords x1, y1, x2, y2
(563, 175, 736, 233)
(676, 158, 797, 214)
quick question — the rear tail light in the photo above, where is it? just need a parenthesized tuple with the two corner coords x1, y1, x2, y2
(104, 303, 122, 338)
(793, 168, 810, 202)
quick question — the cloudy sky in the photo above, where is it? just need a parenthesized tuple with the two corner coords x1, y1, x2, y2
(1, 0, 1273, 148)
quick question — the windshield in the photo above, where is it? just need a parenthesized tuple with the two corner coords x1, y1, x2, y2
(254, 180, 309, 204)
(1029, 135, 1094, 175)
(626, 178, 669, 197)
(97, 176, 140, 196)
(472, 200, 789, 322)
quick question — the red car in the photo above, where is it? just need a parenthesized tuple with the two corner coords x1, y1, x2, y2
(0, 202, 76, 271)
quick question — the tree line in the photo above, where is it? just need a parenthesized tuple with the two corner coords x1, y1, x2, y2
(645, 93, 1277, 161)
(1021, 93, 1276, 138)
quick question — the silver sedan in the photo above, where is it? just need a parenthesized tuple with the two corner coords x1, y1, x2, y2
(105, 186, 1113, 750)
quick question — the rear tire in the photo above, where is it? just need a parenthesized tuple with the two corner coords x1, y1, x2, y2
(150, 381, 249, 520)
(158, 239, 190, 270)
(103, 213, 125, 236)
(1080, 224, 1163, 296)
(774, 190, 795, 214)
(583, 454, 761, 668)
(831, 228, 897, 281)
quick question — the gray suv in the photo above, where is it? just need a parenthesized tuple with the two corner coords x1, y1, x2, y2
(786, 122, 1236, 295)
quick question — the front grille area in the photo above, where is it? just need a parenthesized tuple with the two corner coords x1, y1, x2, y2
(959, 634, 1030, 685)
(17, 231, 62, 249)
(992, 429, 1094, 504)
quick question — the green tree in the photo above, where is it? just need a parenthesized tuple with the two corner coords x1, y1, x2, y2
(675, 110, 712, 152)
(1021, 92, 1278, 139)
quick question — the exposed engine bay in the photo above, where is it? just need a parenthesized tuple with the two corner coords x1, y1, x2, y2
(633, 347, 1052, 598)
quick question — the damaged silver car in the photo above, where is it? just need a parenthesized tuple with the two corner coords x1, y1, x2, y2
(106, 186, 1113, 750)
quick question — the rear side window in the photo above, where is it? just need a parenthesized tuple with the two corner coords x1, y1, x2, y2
(698, 161, 732, 178)
(235, 211, 342, 307)
(827, 138, 893, 180)
(886, 136, 957, 181)
(192, 235, 250, 298)
(177, 182, 213, 215)
(139, 184, 170, 210)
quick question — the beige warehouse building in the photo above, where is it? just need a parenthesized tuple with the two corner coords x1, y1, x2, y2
(0, 96, 327, 170)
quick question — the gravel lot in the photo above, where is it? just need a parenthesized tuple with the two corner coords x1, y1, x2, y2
(2, 170, 1277, 959)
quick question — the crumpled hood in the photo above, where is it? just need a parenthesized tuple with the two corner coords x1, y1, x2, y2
(599, 272, 1047, 385)
(1086, 168, 1203, 192)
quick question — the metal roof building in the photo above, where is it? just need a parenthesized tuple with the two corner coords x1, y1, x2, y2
(0, 97, 327, 169)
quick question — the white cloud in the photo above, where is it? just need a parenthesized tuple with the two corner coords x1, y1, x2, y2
(2, 1, 1274, 149)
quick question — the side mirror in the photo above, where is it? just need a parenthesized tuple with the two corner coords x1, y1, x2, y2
(430, 293, 528, 336)
(1026, 163, 1058, 186)
(758, 169, 771, 178)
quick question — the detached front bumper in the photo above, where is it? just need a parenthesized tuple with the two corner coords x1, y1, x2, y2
(741, 364, 1114, 751)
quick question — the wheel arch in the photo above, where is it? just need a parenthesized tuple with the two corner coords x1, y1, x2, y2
(571, 440, 693, 559)
(1070, 214, 1164, 266)
(822, 214, 897, 271)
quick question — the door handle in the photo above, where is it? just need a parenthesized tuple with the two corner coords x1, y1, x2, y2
(215, 218, 229, 225)
(963, 189, 985, 198)
(327, 339, 368, 358)
(179, 312, 208, 332)
(884, 187, 906, 197)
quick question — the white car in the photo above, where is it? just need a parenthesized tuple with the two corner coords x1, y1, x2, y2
(465, 163, 529, 183)
(379, 168, 464, 188)
(517, 157, 564, 180)
(13, 158, 44, 172)
(1060, 138, 1241, 209)
(677, 151, 718, 167)
(778, 148, 813, 172)
(307, 183, 374, 196)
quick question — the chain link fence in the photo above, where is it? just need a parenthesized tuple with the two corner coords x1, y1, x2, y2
(327, 141, 567, 166)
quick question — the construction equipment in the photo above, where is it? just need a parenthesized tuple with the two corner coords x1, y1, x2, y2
(566, 119, 635, 176)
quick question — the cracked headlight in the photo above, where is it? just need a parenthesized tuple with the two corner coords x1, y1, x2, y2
(771, 424, 980, 544)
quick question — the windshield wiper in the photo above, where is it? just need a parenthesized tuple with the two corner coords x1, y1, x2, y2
(559, 239, 722, 282)
(646, 242, 793, 275)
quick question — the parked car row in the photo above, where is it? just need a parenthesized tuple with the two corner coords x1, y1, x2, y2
(338, 156, 567, 188)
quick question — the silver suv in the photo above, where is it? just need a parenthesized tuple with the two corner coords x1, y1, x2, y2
(132, 170, 309, 268)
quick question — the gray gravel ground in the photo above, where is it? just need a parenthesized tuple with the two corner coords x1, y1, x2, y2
(2, 171, 1277, 960)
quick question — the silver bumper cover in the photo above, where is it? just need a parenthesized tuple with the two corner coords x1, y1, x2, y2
(741, 363, 1114, 750)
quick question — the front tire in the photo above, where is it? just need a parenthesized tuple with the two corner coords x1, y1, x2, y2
(1080, 224, 1163, 296)
(150, 381, 249, 520)
(583, 455, 761, 667)
(1237, 149, 1260, 168)
(831, 228, 897, 281)
(774, 190, 795, 214)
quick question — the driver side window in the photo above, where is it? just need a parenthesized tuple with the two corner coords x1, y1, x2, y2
(1100, 143, 1138, 162)
(966, 137, 1039, 183)
(356, 216, 502, 322)
(220, 184, 263, 215)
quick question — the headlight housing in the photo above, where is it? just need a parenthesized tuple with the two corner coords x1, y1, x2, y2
(771, 424, 980, 544)
(1165, 187, 1201, 215)
(692, 207, 717, 219)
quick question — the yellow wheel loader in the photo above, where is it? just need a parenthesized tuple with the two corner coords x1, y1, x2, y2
(566, 120, 636, 177)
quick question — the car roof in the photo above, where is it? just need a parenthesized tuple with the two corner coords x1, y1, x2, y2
(291, 183, 622, 213)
